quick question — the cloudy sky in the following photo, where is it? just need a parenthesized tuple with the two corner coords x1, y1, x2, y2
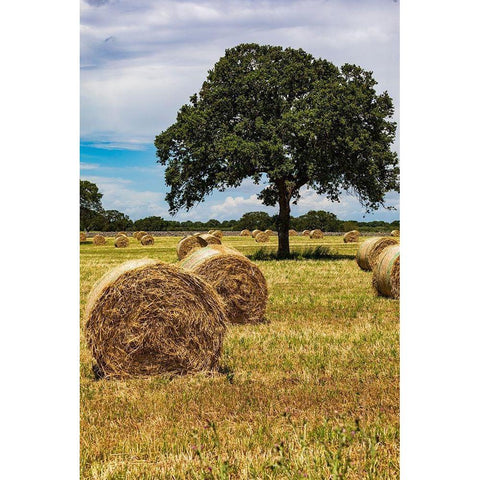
(80, 0, 399, 222)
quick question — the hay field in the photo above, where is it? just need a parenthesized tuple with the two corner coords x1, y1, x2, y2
(80, 235, 399, 479)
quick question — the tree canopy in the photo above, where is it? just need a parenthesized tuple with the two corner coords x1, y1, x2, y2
(155, 43, 398, 255)
(80, 180, 104, 231)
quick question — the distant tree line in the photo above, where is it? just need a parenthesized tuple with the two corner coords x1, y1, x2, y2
(81, 180, 398, 233)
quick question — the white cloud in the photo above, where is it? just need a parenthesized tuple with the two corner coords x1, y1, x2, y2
(79, 162, 99, 169)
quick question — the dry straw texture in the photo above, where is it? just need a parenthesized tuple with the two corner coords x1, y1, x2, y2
(212, 230, 223, 239)
(117, 231, 127, 237)
(140, 234, 155, 245)
(302, 230, 311, 236)
(200, 234, 222, 245)
(372, 245, 400, 299)
(265, 229, 275, 236)
(177, 235, 208, 261)
(80, 232, 87, 243)
(251, 229, 262, 238)
(85, 259, 227, 378)
(240, 229, 251, 236)
(255, 232, 269, 243)
(343, 230, 360, 243)
(179, 245, 268, 325)
(356, 237, 399, 271)
(289, 229, 298, 236)
(135, 231, 147, 240)
(391, 230, 400, 237)
(208, 230, 215, 235)
(309, 229, 324, 239)
(114, 236, 129, 248)
(92, 234, 106, 246)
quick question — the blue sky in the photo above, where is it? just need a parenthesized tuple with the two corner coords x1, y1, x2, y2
(80, 0, 399, 222)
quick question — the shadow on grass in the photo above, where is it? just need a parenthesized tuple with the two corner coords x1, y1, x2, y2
(247, 246, 355, 261)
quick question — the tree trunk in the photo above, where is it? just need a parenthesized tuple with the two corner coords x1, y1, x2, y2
(277, 181, 291, 258)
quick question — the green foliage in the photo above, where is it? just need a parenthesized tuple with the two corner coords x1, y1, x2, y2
(80, 180, 104, 231)
(291, 210, 342, 232)
(236, 211, 275, 231)
(155, 43, 398, 255)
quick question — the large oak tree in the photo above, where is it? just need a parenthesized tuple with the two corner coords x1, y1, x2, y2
(155, 43, 399, 256)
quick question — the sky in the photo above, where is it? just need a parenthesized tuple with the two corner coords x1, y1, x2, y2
(80, 0, 399, 222)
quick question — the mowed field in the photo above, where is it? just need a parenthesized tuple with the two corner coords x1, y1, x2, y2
(80, 235, 399, 479)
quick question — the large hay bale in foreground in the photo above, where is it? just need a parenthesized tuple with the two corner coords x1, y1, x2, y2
(251, 229, 262, 238)
(343, 230, 360, 243)
(208, 230, 215, 235)
(372, 245, 400, 299)
(302, 230, 310, 236)
(177, 235, 208, 260)
(356, 237, 399, 271)
(85, 259, 227, 378)
(255, 232, 269, 243)
(309, 229, 324, 239)
(140, 234, 155, 246)
(80, 232, 87, 243)
(135, 231, 147, 240)
(289, 229, 298, 236)
(199, 234, 222, 245)
(92, 234, 106, 245)
(212, 230, 223, 239)
(179, 245, 268, 324)
(114, 236, 129, 248)
(391, 230, 400, 237)
(240, 229, 251, 236)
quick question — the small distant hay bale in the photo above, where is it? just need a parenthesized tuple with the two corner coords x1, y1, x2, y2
(199, 234, 222, 245)
(289, 229, 297, 236)
(135, 231, 147, 240)
(265, 229, 275, 236)
(177, 235, 208, 260)
(133, 231, 139, 238)
(93, 234, 106, 245)
(255, 232, 269, 243)
(117, 231, 127, 237)
(302, 230, 311, 236)
(251, 229, 262, 238)
(309, 229, 324, 239)
(343, 230, 360, 243)
(372, 245, 400, 299)
(391, 230, 400, 237)
(212, 230, 223, 239)
(114, 236, 129, 248)
(80, 232, 87, 243)
(85, 259, 227, 378)
(240, 229, 251, 236)
(140, 234, 155, 246)
(179, 245, 268, 324)
(356, 236, 399, 271)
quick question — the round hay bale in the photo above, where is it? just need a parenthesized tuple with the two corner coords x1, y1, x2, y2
(179, 245, 268, 325)
(255, 232, 269, 243)
(356, 237, 399, 271)
(391, 230, 400, 237)
(135, 231, 147, 240)
(208, 230, 215, 235)
(251, 229, 262, 238)
(114, 235, 129, 248)
(140, 234, 155, 246)
(80, 232, 87, 243)
(240, 229, 251, 236)
(289, 229, 297, 236)
(117, 231, 127, 237)
(372, 245, 400, 299)
(309, 229, 324, 239)
(85, 259, 227, 378)
(343, 230, 360, 243)
(177, 235, 208, 261)
(302, 230, 311, 236)
(193, 232, 203, 237)
(133, 231, 139, 239)
(92, 234, 106, 245)
(265, 229, 275, 236)
(211, 230, 223, 239)
(199, 234, 222, 245)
